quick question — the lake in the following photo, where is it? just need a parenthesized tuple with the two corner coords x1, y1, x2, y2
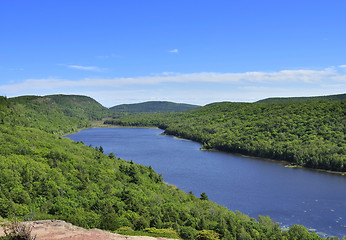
(66, 127, 346, 238)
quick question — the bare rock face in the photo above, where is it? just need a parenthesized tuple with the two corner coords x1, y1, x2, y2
(0, 220, 177, 240)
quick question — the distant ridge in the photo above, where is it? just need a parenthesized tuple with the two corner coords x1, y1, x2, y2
(109, 101, 200, 113)
(256, 93, 346, 104)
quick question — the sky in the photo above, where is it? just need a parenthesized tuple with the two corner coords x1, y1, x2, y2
(0, 0, 345, 107)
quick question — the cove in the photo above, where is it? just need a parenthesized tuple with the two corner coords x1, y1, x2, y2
(66, 127, 346, 238)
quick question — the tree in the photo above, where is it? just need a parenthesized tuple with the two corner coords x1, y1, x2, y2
(108, 152, 115, 159)
(288, 225, 320, 240)
(200, 192, 209, 201)
(179, 226, 198, 240)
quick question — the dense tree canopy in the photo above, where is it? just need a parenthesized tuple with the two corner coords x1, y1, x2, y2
(256, 93, 346, 104)
(6, 95, 111, 134)
(110, 101, 199, 113)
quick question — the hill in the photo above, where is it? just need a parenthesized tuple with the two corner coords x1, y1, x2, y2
(110, 101, 199, 113)
(7, 94, 111, 134)
(0, 95, 324, 239)
(256, 93, 346, 104)
(106, 98, 346, 172)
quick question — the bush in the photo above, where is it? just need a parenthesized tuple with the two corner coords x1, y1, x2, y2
(116, 226, 134, 232)
(143, 227, 179, 239)
(179, 226, 198, 240)
(0, 219, 36, 240)
(143, 227, 176, 235)
(196, 229, 220, 240)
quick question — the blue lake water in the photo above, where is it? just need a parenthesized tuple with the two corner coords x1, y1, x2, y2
(66, 127, 346, 238)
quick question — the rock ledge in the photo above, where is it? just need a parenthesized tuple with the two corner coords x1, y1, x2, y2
(0, 220, 177, 240)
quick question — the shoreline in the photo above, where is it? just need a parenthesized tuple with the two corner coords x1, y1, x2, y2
(151, 127, 346, 177)
(62, 121, 160, 137)
(284, 164, 346, 176)
(201, 146, 346, 176)
(68, 123, 346, 177)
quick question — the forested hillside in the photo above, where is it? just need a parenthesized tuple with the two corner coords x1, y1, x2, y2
(256, 93, 346, 104)
(7, 94, 111, 134)
(110, 101, 199, 113)
(0, 95, 328, 239)
(105, 98, 346, 172)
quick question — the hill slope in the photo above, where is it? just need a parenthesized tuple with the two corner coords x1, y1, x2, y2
(7, 94, 111, 134)
(110, 101, 199, 113)
(256, 93, 346, 104)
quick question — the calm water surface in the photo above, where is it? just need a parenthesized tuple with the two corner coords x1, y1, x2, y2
(66, 127, 346, 237)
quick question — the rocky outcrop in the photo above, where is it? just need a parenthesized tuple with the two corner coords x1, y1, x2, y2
(0, 220, 177, 240)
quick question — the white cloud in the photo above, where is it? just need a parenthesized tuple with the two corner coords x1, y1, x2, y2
(1, 66, 345, 106)
(2, 68, 345, 90)
(169, 49, 178, 53)
(338, 65, 346, 68)
(67, 65, 105, 72)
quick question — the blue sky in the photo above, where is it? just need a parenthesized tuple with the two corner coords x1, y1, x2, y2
(0, 0, 345, 107)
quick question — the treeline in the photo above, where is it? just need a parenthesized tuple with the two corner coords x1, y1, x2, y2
(0, 96, 334, 239)
(256, 93, 346, 104)
(110, 101, 199, 113)
(105, 100, 346, 172)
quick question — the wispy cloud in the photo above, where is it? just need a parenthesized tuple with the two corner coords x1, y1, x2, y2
(66, 65, 106, 72)
(2, 67, 346, 90)
(169, 49, 179, 53)
(1, 66, 345, 106)
(8, 68, 24, 71)
(96, 54, 121, 59)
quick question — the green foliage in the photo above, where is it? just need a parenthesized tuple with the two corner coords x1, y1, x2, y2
(196, 229, 220, 240)
(116, 227, 179, 239)
(200, 192, 209, 201)
(106, 98, 346, 172)
(8, 94, 111, 134)
(110, 101, 199, 113)
(288, 225, 321, 240)
(143, 227, 179, 238)
(179, 226, 198, 239)
(257, 93, 346, 104)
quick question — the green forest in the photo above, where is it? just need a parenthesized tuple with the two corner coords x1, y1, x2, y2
(256, 93, 346, 104)
(110, 101, 199, 113)
(106, 97, 345, 173)
(0, 94, 344, 239)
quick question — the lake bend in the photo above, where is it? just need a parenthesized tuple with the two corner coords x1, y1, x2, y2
(66, 127, 346, 238)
